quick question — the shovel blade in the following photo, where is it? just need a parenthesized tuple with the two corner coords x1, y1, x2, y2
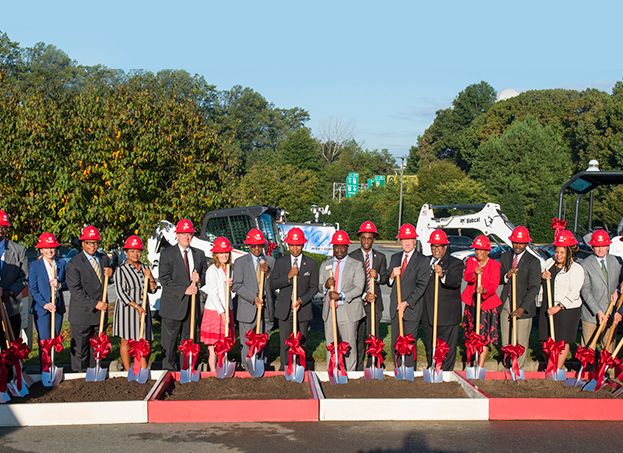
(423, 367, 433, 383)
(582, 380, 598, 392)
(42, 371, 54, 387)
(138, 368, 150, 384)
(292, 364, 305, 383)
(365, 364, 384, 381)
(466, 366, 476, 380)
(96, 366, 108, 382)
(0, 392, 9, 404)
(8, 381, 28, 397)
(216, 356, 235, 379)
(190, 370, 200, 382)
(564, 367, 583, 386)
(545, 369, 565, 381)
(179, 367, 191, 384)
(364, 367, 373, 381)
(128, 367, 139, 383)
(245, 355, 265, 378)
(328, 367, 347, 385)
(52, 367, 64, 386)
(85, 367, 96, 382)
(613, 387, 623, 397)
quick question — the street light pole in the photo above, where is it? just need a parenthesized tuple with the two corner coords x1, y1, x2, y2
(397, 156, 407, 235)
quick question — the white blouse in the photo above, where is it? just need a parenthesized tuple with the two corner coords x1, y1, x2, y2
(201, 264, 235, 313)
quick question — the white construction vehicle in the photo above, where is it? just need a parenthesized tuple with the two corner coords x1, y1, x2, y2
(415, 203, 549, 266)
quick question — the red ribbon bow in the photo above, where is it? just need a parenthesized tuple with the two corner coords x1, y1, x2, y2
(465, 332, 486, 364)
(214, 336, 235, 367)
(365, 335, 385, 367)
(39, 335, 64, 373)
(244, 330, 269, 358)
(178, 339, 200, 371)
(327, 341, 349, 378)
(574, 346, 596, 380)
(0, 351, 9, 393)
(89, 332, 111, 361)
(595, 349, 615, 386)
(5, 339, 31, 391)
(394, 334, 416, 358)
(542, 338, 566, 374)
(433, 339, 450, 373)
(127, 338, 151, 374)
(501, 344, 525, 376)
(267, 241, 278, 256)
(551, 218, 567, 237)
(285, 331, 306, 375)
(614, 357, 623, 381)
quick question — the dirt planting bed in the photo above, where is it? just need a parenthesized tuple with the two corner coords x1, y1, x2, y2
(320, 376, 468, 399)
(159, 375, 312, 401)
(472, 379, 620, 399)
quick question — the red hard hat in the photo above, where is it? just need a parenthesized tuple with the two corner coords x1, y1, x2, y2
(284, 227, 307, 245)
(211, 236, 233, 253)
(588, 229, 612, 246)
(509, 226, 532, 243)
(396, 223, 417, 240)
(175, 219, 196, 234)
(553, 230, 578, 247)
(428, 229, 450, 245)
(36, 232, 59, 248)
(357, 221, 379, 237)
(79, 225, 101, 241)
(244, 228, 267, 245)
(0, 210, 10, 227)
(330, 230, 352, 245)
(123, 235, 144, 250)
(471, 235, 492, 250)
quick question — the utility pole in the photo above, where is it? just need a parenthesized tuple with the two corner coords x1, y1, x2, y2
(397, 156, 407, 235)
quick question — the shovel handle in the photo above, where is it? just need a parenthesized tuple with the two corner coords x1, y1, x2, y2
(0, 297, 11, 349)
(589, 295, 618, 350)
(512, 273, 517, 346)
(370, 282, 376, 338)
(433, 272, 439, 350)
(292, 275, 298, 336)
(225, 264, 231, 338)
(475, 273, 482, 336)
(256, 270, 264, 334)
(546, 278, 555, 341)
(51, 265, 57, 337)
(396, 275, 404, 337)
(139, 269, 149, 341)
(98, 276, 109, 334)
(612, 330, 623, 357)
(329, 270, 339, 347)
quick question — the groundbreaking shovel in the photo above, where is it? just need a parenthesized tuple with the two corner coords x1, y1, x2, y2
(285, 275, 305, 383)
(581, 296, 620, 392)
(543, 279, 566, 381)
(0, 293, 30, 396)
(128, 276, 151, 384)
(466, 273, 487, 380)
(180, 277, 201, 383)
(503, 273, 525, 381)
(424, 272, 443, 383)
(0, 301, 12, 403)
(42, 267, 63, 387)
(245, 270, 266, 378)
(364, 282, 384, 381)
(86, 276, 109, 382)
(394, 275, 415, 381)
(216, 263, 235, 379)
(328, 270, 348, 385)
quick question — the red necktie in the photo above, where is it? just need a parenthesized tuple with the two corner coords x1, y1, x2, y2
(401, 254, 408, 277)
(334, 260, 340, 291)
(365, 253, 371, 293)
(184, 249, 190, 280)
(512, 254, 518, 269)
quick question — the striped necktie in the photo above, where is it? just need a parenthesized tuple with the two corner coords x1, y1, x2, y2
(365, 252, 371, 293)
(601, 259, 609, 285)
(91, 256, 102, 283)
(256, 256, 262, 286)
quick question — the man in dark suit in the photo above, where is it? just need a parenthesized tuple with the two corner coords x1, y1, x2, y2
(66, 226, 112, 372)
(0, 210, 29, 346)
(349, 221, 389, 370)
(422, 230, 464, 371)
(158, 219, 208, 371)
(233, 228, 275, 366)
(388, 223, 430, 368)
(270, 227, 318, 371)
(499, 226, 541, 370)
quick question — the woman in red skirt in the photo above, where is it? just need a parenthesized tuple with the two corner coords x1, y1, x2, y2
(200, 237, 236, 371)
(462, 235, 502, 368)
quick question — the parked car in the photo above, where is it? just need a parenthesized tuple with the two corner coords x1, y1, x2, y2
(451, 245, 512, 264)
(447, 235, 474, 255)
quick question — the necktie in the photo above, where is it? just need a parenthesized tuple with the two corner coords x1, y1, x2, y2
(365, 253, 371, 293)
(512, 254, 518, 269)
(256, 257, 262, 286)
(334, 260, 340, 291)
(602, 260, 608, 285)
(401, 254, 408, 277)
(91, 256, 102, 283)
(293, 257, 298, 268)
(183, 249, 190, 280)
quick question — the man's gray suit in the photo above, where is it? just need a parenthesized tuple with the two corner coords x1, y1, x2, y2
(233, 252, 275, 364)
(319, 256, 366, 371)
(580, 254, 623, 351)
(0, 239, 29, 343)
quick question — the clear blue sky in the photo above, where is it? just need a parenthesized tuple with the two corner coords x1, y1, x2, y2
(4, 0, 622, 158)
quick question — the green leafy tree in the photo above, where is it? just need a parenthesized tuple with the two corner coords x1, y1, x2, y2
(278, 127, 320, 172)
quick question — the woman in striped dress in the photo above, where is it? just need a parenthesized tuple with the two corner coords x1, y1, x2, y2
(200, 237, 235, 371)
(113, 235, 157, 372)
